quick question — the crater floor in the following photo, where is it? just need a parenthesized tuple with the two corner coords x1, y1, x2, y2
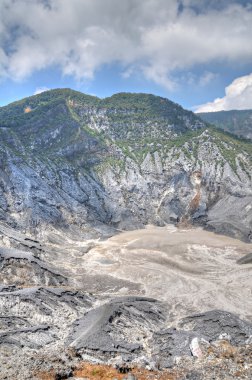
(80, 226, 252, 322)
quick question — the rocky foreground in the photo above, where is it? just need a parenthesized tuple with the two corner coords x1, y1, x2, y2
(1, 292, 251, 379)
(0, 288, 252, 380)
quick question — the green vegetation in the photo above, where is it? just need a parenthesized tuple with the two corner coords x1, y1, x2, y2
(94, 156, 126, 176)
(0, 88, 99, 129)
(101, 92, 195, 119)
(199, 109, 252, 140)
(0, 89, 251, 177)
(209, 127, 252, 172)
(111, 128, 205, 165)
(211, 127, 252, 156)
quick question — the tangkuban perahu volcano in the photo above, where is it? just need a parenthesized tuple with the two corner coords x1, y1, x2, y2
(0, 88, 251, 379)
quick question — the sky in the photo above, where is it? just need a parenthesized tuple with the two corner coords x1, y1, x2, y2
(0, 0, 252, 112)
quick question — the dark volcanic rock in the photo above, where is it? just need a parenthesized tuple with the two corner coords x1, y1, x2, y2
(144, 310, 252, 368)
(151, 328, 205, 368)
(1, 288, 252, 377)
(237, 252, 252, 264)
(68, 299, 252, 368)
(0, 324, 53, 349)
(67, 299, 252, 367)
(68, 297, 166, 358)
(178, 310, 252, 345)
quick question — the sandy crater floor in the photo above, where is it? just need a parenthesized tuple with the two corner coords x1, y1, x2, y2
(82, 226, 252, 322)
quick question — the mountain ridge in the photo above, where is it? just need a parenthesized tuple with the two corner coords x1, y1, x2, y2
(198, 108, 252, 140)
(0, 88, 251, 242)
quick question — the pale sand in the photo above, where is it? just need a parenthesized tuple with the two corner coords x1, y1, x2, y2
(83, 226, 252, 323)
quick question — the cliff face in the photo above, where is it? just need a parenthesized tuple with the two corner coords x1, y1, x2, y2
(0, 89, 251, 241)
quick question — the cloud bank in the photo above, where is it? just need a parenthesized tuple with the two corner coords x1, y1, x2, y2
(195, 73, 252, 112)
(0, 0, 252, 90)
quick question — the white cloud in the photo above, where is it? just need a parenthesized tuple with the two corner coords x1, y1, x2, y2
(195, 73, 252, 112)
(179, 71, 218, 87)
(198, 72, 218, 87)
(34, 86, 50, 95)
(0, 0, 252, 90)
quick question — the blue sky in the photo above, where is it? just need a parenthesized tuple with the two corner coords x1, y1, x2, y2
(0, 0, 252, 112)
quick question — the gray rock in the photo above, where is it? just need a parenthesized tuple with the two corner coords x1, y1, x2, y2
(179, 310, 252, 345)
(237, 252, 252, 264)
(0, 247, 67, 286)
(151, 328, 207, 368)
(68, 296, 165, 358)
(0, 286, 94, 349)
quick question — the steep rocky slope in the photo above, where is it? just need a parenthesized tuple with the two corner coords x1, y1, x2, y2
(0, 89, 251, 242)
(198, 109, 252, 140)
